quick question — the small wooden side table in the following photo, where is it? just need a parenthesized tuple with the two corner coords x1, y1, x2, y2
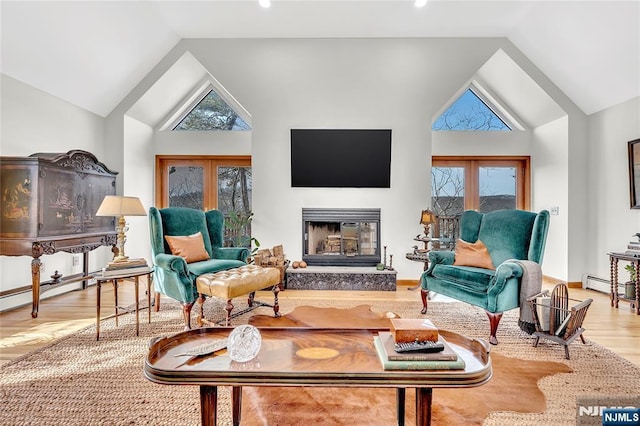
(607, 252, 640, 315)
(409, 237, 432, 271)
(95, 268, 154, 340)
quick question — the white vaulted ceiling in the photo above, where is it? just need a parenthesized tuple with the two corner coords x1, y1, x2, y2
(1, 0, 638, 117)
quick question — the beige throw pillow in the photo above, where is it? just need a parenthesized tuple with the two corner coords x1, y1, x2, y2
(165, 232, 210, 263)
(453, 239, 495, 270)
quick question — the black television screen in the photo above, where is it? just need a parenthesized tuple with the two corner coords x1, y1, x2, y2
(290, 129, 392, 188)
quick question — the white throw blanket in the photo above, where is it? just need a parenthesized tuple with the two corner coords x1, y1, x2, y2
(510, 259, 542, 334)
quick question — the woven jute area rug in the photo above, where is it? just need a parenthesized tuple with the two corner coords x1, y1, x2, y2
(1, 295, 639, 425)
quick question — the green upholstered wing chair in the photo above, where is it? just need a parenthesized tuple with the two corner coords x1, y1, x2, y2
(149, 207, 249, 329)
(420, 209, 550, 345)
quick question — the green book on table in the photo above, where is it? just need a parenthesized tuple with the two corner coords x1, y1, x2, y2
(373, 335, 466, 371)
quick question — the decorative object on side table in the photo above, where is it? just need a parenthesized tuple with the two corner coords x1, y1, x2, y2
(626, 235, 640, 256)
(624, 234, 640, 299)
(406, 208, 438, 275)
(420, 209, 436, 238)
(96, 195, 146, 262)
(625, 264, 638, 300)
(101, 257, 150, 277)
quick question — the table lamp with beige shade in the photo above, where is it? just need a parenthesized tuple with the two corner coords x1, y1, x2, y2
(420, 209, 436, 238)
(96, 195, 146, 262)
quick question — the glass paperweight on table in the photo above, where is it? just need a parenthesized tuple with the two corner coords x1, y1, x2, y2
(228, 324, 262, 362)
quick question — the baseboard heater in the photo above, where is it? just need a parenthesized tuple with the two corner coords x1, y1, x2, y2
(582, 274, 610, 294)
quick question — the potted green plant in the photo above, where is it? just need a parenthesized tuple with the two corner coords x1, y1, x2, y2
(225, 210, 260, 260)
(624, 264, 637, 299)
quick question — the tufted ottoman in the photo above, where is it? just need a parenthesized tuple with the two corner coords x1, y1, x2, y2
(195, 264, 282, 326)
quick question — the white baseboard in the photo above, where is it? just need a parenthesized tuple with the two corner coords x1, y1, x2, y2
(582, 274, 610, 294)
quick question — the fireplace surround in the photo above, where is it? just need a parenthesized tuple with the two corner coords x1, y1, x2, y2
(302, 208, 381, 267)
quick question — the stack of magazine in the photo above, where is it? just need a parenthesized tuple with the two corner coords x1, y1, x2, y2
(626, 240, 640, 256)
(101, 258, 150, 277)
(373, 330, 465, 370)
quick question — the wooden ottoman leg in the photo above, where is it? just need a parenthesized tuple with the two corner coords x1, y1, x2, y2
(272, 284, 281, 318)
(225, 299, 234, 326)
(196, 293, 206, 328)
(247, 291, 255, 307)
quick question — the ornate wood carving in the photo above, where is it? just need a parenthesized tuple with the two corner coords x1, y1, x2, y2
(1, 150, 119, 318)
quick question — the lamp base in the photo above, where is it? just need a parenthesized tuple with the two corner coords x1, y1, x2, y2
(112, 255, 130, 263)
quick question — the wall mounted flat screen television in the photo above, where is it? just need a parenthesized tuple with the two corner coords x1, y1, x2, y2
(291, 129, 392, 188)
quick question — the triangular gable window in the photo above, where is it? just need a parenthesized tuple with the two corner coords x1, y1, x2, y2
(173, 89, 251, 131)
(432, 88, 511, 131)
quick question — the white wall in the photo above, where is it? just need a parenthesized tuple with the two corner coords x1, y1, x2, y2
(122, 116, 155, 261)
(432, 130, 532, 155)
(531, 117, 569, 280)
(0, 74, 112, 310)
(175, 38, 520, 280)
(588, 96, 640, 280)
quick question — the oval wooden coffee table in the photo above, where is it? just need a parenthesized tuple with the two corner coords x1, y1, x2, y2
(144, 327, 492, 426)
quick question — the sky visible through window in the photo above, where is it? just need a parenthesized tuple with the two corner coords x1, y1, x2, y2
(434, 167, 515, 196)
(432, 89, 510, 131)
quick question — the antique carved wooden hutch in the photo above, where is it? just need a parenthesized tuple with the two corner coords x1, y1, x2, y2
(0, 150, 118, 317)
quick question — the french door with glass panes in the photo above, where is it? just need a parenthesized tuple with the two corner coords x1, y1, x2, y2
(431, 156, 529, 217)
(155, 156, 252, 215)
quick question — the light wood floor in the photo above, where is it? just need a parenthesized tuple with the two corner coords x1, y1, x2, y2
(1, 279, 638, 366)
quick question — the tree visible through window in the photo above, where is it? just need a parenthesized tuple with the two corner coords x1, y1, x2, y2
(217, 166, 252, 216)
(432, 89, 510, 131)
(173, 89, 251, 131)
(168, 165, 204, 209)
(157, 157, 254, 248)
(431, 158, 528, 218)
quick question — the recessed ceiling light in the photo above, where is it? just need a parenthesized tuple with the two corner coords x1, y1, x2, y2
(259, 0, 271, 8)
(415, 0, 428, 7)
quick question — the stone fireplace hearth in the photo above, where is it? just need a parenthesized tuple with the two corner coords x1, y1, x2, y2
(286, 265, 396, 291)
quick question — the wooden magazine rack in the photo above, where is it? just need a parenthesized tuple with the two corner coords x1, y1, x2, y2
(528, 283, 593, 359)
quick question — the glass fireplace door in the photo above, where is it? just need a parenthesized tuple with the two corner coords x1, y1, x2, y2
(302, 209, 380, 266)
